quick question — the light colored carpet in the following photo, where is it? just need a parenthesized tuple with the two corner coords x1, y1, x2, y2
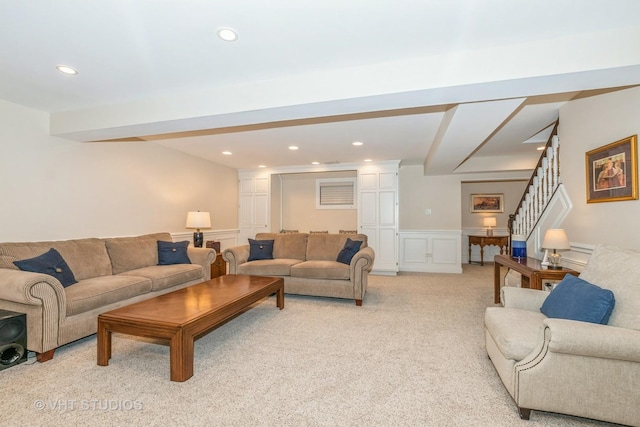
(1, 266, 619, 426)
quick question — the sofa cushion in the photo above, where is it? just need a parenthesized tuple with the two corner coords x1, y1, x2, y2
(256, 233, 309, 260)
(157, 240, 191, 265)
(578, 244, 640, 330)
(485, 307, 547, 360)
(65, 275, 153, 316)
(541, 274, 615, 324)
(120, 264, 203, 291)
(306, 233, 368, 261)
(336, 238, 363, 265)
(238, 259, 301, 276)
(248, 239, 274, 261)
(13, 248, 78, 287)
(0, 238, 112, 280)
(291, 260, 350, 280)
(105, 232, 171, 275)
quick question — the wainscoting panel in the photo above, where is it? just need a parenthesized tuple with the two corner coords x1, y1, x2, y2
(398, 231, 462, 274)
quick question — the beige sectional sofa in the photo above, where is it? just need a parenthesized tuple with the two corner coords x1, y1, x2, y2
(0, 232, 215, 361)
(484, 245, 640, 425)
(223, 232, 374, 305)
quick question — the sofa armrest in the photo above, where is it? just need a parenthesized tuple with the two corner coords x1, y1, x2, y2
(0, 268, 66, 353)
(544, 318, 640, 363)
(187, 247, 216, 280)
(502, 287, 548, 311)
(350, 247, 375, 300)
(223, 245, 250, 274)
(0, 268, 65, 307)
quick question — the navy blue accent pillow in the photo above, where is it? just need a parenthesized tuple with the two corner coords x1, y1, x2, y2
(248, 239, 274, 261)
(540, 274, 615, 324)
(336, 238, 363, 265)
(157, 241, 191, 265)
(13, 248, 78, 287)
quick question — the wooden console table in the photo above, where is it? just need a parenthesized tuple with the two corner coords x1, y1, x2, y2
(468, 235, 509, 266)
(493, 254, 579, 304)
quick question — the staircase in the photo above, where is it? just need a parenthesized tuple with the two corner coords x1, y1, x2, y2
(508, 121, 571, 257)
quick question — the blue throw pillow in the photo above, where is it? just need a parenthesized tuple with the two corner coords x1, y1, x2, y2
(336, 238, 363, 265)
(248, 239, 274, 261)
(540, 274, 615, 324)
(13, 248, 78, 287)
(157, 241, 191, 265)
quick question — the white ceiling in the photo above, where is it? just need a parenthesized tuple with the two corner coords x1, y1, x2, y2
(2, 0, 640, 174)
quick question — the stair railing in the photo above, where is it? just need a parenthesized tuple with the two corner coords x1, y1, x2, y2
(508, 121, 561, 246)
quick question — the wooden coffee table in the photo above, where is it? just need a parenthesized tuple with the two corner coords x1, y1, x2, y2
(97, 274, 284, 382)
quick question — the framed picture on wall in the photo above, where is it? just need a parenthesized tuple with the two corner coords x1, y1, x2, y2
(470, 193, 504, 213)
(585, 135, 638, 203)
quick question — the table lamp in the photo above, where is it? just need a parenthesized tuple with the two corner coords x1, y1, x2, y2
(483, 217, 497, 236)
(542, 229, 570, 270)
(186, 211, 211, 247)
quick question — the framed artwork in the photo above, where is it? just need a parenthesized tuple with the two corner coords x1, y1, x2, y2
(470, 193, 504, 213)
(585, 135, 638, 203)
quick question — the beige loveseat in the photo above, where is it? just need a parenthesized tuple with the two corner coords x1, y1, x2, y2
(223, 233, 374, 305)
(0, 232, 215, 361)
(485, 245, 640, 425)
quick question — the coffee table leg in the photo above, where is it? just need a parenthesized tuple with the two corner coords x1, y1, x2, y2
(170, 330, 194, 382)
(97, 318, 111, 366)
(277, 286, 284, 309)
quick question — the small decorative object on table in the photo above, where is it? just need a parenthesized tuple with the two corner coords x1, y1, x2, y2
(541, 229, 570, 270)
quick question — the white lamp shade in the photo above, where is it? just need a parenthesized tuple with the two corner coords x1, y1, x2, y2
(483, 217, 497, 227)
(542, 229, 570, 250)
(186, 211, 211, 229)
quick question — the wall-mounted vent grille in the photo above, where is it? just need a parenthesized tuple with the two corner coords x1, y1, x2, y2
(316, 178, 356, 209)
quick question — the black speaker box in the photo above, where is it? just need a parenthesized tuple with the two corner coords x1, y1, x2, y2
(0, 309, 27, 371)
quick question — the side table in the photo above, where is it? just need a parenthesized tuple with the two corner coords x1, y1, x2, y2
(493, 254, 579, 304)
(468, 235, 509, 266)
(210, 253, 227, 279)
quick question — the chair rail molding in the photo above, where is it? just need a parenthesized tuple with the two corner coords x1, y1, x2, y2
(171, 229, 239, 252)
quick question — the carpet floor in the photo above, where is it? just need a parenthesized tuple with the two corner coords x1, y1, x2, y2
(0, 265, 621, 426)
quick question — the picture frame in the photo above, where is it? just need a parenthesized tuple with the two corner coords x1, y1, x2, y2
(585, 135, 638, 203)
(470, 193, 504, 213)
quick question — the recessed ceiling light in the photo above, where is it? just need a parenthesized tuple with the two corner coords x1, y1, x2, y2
(222, 151, 232, 155)
(56, 65, 78, 75)
(537, 146, 545, 151)
(288, 146, 299, 150)
(352, 141, 363, 146)
(217, 27, 238, 42)
(311, 161, 320, 165)
(364, 159, 372, 162)
(258, 165, 266, 168)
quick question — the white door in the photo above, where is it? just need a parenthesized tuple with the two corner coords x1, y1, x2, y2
(238, 174, 270, 244)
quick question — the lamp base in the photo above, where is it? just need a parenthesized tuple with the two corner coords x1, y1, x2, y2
(547, 252, 562, 270)
(486, 229, 493, 237)
(193, 231, 204, 248)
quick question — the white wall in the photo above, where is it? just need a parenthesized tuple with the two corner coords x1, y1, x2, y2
(398, 166, 462, 230)
(278, 171, 357, 233)
(559, 85, 640, 252)
(0, 100, 238, 242)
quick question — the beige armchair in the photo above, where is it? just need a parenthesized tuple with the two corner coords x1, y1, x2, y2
(484, 245, 640, 426)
